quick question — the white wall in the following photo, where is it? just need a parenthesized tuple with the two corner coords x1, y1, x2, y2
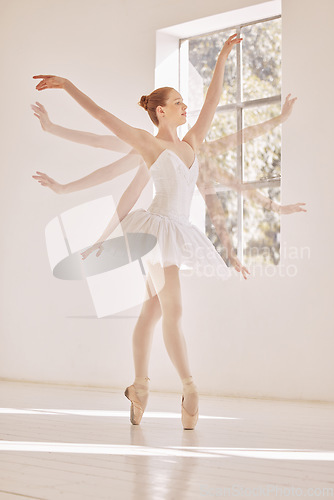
(1, 0, 333, 402)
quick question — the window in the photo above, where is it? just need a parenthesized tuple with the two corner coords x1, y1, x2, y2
(179, 15, 282, 267)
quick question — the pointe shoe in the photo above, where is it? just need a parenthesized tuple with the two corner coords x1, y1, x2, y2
(124, 379, 149, 425)
(181, 394, 199, 430)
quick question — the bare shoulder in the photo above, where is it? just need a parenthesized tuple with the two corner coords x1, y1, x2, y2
(135, 131, 167, 168)
(136, 129, 161, 152)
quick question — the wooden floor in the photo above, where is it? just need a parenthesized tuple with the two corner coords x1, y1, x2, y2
(0, 381, 333, 499)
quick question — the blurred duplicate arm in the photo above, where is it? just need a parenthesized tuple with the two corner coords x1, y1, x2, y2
(197, 156, 306, 215)
(81, 162, 151, 259)
(32, 152, 144, 194)
(197, 94, 305, 214)
(31, 102, 135, 153)
(200, 94, 296, 155)
(196, 168, 250, 280)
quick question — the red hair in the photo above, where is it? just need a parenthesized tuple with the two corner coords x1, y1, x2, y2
(138, 87, 174, 126)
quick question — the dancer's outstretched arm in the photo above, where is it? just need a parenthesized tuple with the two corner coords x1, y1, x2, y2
(31, 101, 143, 192)
(200, 94, 297, 155)
(198, 166, 306, 215)
(80, 164, 151, 260)
(32, 152, 144, 194)
(32, 75, 153, 153)
(31, 102, 134, 153)
(183, 33, 242, 151)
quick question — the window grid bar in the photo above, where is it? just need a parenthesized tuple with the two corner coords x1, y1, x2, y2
(179, 14, 281, 43)
(236, 26, 243, 262)
(214, 179, 281, 193)
(187, 94, 281, 118)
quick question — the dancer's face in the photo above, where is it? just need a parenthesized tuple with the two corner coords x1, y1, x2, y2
(157, 89, 187, 126)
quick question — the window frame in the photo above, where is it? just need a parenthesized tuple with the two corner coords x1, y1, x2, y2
(179, 14, 282, 264)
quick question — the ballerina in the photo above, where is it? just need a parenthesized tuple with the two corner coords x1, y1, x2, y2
(32, 32, 296, 430)
(31, 92, 305, 279)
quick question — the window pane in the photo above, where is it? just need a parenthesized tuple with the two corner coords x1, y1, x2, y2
(243, 187, 280, 266)
(206, 109, 237, 141)
(243, 103, 281, 182)
(199, 109, 237, 178)
(205, 190, 238, 265)
(242, 18, 281, 101)
(189, 29, 237, 107)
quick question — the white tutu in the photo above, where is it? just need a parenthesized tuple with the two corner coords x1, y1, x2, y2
(120, 148, 232, 280)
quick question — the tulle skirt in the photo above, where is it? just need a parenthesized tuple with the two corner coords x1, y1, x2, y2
(120, 208, 232, 280)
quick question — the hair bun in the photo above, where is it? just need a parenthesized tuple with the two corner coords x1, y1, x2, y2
(139, 95, 149, 110)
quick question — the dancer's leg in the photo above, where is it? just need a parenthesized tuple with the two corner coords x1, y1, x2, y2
(148, 263, 198, 415)
(131, 272, 162, 409)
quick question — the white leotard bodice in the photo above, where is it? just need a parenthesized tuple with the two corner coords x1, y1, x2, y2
(146, 149, 199, 225)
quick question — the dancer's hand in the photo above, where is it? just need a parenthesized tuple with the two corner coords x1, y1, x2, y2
(229, 255, 250, 280)
(30, 102, 53, 132)
(279, 202, 307, 214)
(221, 33, 243, 59)
(32, 171, 64, 194)
(33, 74, 68, 91)
(281, 93, 298, 121)
(81, 242, 104, 260)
